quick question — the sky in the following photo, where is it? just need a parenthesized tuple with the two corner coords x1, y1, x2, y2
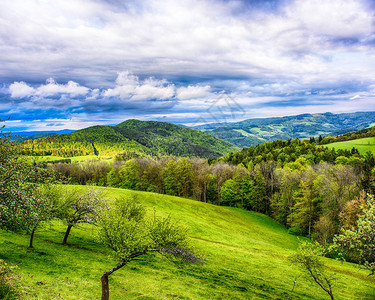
(1, 0, 375, 131)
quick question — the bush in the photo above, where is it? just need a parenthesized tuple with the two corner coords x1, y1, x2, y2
(0, 260, 20, 299)
(288, 226, 302, 236)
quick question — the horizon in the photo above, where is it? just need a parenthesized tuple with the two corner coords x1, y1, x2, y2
(4, 110, 374, 133)
(1, 0, 375, 131)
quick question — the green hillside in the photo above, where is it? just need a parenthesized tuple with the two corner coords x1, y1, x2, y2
(1, 187, 373, 299)
(326, 137, 375, 156)
(21, 120, 239, 159)
(194, 111, 375, 147)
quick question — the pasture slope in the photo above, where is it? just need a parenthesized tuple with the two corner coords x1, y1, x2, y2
(326, 136, 375, 156)
(0, 186, 374, 299)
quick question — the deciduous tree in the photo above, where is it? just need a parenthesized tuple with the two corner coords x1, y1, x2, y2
(97, 197, 202, 300)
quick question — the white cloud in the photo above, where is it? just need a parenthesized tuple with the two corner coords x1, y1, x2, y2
(1, 0, 374, 87)
(103, 72, 175, 101)
(36, 78, 89, 97)
(176, 85, 211, 100)
(350, 94, 361, 100)
(9, 81, 35, 98)
(8, 79, 89, 98)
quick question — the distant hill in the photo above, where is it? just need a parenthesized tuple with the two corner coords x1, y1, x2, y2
(10, 129, 75, 141)
(193, 111, 375, 147)
(21, 120, 239, 158)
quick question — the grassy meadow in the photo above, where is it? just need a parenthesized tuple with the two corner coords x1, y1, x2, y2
(23, 155, 112, 164)
(0, 186, 374, 299)
(326, 137, 375, 156)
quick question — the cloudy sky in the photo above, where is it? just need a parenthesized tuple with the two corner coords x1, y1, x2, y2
(1, 0, 375, 131)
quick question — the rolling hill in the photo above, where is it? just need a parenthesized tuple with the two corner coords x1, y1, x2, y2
(0, 186, 373, 299)
(194, 111, 375, 147)
(21, 120, 239, 159)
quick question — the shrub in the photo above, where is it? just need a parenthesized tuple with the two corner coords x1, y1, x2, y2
(0, 260, 20, 299)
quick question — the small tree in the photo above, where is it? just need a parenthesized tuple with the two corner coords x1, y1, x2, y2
(333, 193, 375, 276)
(0, 123, 51, 248)
(97, 198, 202, 300)
(57, 187, 103, 245)
(291, 242, 337, 300)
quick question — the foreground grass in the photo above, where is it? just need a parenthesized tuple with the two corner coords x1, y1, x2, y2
(326, 137, 375, 156)
(0, 187, 374, 299)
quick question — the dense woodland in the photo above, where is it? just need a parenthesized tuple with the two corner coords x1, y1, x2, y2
(21, 120, 239, 158)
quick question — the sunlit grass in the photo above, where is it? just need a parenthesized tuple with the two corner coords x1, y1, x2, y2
(0, 186, 374, 299)
(326, 137, 375, 156)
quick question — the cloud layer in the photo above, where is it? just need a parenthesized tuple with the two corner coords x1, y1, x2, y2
(0, 0, 375, 130)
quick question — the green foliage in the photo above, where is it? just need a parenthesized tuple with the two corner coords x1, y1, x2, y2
(57, 187, 104, 226)
(56, 187, 104, 244)
(333, 194, 375, 276)
(291, 242, 337, 299)
(218, 138, 363, 168)
(0, 125, 52, 243)
(21, 120, 239, 159)
(98, 197, 194, 263)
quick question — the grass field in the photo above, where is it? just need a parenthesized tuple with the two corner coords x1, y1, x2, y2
(326, 137, 375, 156)
(23, 155, 113, 164)
(0, 187, 374, 299)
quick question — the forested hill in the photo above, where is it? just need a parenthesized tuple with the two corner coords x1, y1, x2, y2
(194, 111, 375, 147)
(21, 120, 239, 158)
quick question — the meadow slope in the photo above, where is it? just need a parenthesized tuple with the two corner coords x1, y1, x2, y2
(326, 137, 375, 156)
(0, 186, 374, 299)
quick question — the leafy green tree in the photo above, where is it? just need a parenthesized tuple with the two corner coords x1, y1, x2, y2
(0, 125, 51, 248)
(106, 168, 121, 187)
(175, 158, 194, 198)
(164, 159, 179, 196)
(97, 198, 202, 300)
(291, 242, 337, 300)
(220, 179, 238, 206)
(333, 193, 375, 276)
(288, 180, 318, 239)
(57, 187, 104, 245)
(118, 159, 142, 190)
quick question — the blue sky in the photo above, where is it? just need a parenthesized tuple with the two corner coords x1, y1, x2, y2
(1, 0, 375, 131)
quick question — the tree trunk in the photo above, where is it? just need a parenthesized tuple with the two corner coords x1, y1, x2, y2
(62, 224, 73, 245)
(29, 227, 36, 248)
(101, 273, 110, 300)
(101, 261, 127, 300)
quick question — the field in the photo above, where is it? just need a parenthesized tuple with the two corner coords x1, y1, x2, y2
(23, 155, 112, 164)
(326, 137, 375, 156)
(0, 186, 374, 299)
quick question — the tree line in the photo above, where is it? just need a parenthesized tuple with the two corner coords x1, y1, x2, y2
(48, 138, 375, 243)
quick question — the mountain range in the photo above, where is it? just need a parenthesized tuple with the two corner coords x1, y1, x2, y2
(193, 111, 375, 147)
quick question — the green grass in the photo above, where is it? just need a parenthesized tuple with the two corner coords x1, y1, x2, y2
(1, 187, 374, 299)
(326, 137, 375, 156)
(23, 155, 113, 163)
